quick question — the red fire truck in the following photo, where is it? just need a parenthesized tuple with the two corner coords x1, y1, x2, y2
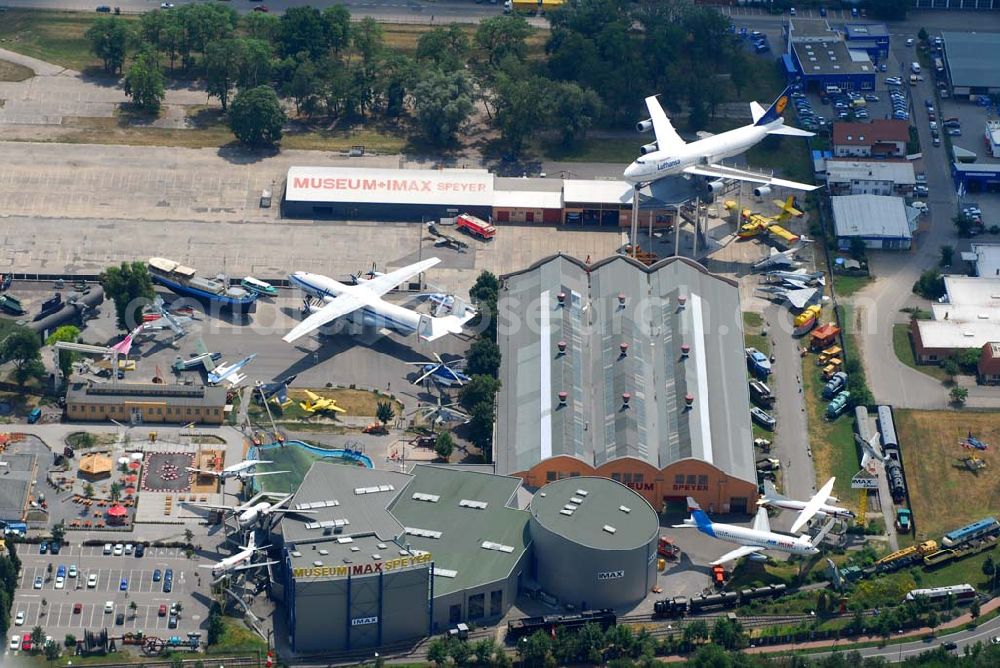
(455, 213, 496, 240)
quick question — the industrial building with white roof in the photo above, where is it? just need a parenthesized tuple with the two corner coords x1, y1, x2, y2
(495, 253, 757, 514)
(911, 276, 1000, 364)
(280, 165, 679, 227)
(831, 194, 920, 251)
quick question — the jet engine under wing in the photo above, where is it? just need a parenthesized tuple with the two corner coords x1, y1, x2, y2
(644, 95, 686, 152)
(363, 258, 441, 297)
(283, 293, 366, 343)
(683, 164, 819, 192)
(711, 544, 764, 566)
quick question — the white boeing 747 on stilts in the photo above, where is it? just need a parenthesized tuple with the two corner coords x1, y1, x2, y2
(757, 478, 855, 533)
(673, 497, 821, 565)
(624, 86, 820, 198)
(284, 258, 476, 344)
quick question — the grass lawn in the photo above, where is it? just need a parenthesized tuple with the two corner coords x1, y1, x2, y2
(892, 409, 1000, 542)
(0, 59, 34, 82)
(744, 312, 765, 329)
(0, 10, 111, 71)
(912, 546, 999, 590)
(746, 135, 814, 185)
(533, 136, 640, 164)
(832, 274, 873, 298)
(802, 354, 860, 508)
(205, 617, 267, 655)
(892, 323, 950, 383)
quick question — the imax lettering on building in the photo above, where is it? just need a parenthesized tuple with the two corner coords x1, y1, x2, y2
(285, 166, 494, 208)
(351, 617, 379, 626)
(597, 570, 625, 581)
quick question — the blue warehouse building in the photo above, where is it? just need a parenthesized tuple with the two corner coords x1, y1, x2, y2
(843, 24, 890, 63)
(953, 163, 1000, 193)
(784, 19, 877, 92)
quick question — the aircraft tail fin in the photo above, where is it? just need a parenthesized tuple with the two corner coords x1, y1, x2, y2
(686, 496, 713, 533)
(750, 101, 766, 124)
(754, 86, 794, 127)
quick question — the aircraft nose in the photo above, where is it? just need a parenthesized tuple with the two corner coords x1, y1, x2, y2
(623, 162, 639, 181)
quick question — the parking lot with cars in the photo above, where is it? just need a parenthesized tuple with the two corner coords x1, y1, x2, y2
(8, 540, 211, 649)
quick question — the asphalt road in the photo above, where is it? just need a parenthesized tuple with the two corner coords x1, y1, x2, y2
(0, 0, 510, 23)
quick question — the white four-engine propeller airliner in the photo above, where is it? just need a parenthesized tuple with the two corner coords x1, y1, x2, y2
(624, 86, 820, 198)
(284, 258, 475, 344)
(758, 477, 855, 534)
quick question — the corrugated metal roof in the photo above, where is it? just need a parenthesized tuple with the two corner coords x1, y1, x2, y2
(563, 180, 634, 205)
(496, 254, 755, 485)
(285, 166, 494, 206)
(826, 160, 915, 185)
(493, 190, 563, 209)
(832, 195, 912, 239)
(942, 32, 1000, 90)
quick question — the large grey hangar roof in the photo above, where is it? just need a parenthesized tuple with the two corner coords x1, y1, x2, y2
(530, 477, 658, 550)
(942, 32, 1000, 91)
(495, 254, 755, 485)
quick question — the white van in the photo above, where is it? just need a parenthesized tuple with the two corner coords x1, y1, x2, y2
(911, 62, 921, 74)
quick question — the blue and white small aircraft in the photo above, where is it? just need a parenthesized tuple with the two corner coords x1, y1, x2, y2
(673, 497, 821, 565)
(207, 354, 256, 388)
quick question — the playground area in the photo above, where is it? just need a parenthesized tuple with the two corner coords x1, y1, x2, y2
(893, 410, 1000, 541)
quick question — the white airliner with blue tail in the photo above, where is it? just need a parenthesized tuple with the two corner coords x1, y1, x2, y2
(673, 496, 821, 565)
(624, 86, 820, 198)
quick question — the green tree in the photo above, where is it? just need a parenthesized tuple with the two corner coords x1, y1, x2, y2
(45, 325, 81, 382)
(983, 555, 996, 578)
(426, 637, 450, 666)
(278, 6, 328, 60)
(434, 432, 454, 461)
(711, 617, 746, 650)
(849, 236, 868, 261)
(204, 39, 243, 112)
(100, 261, 155, 331)
(1, 327, 42, 386)
(474, 15, 532, 70)
(971, 597, 981, 620)
(942, 358, 960, 380)
(44, 638, 60, 660)
(50, 521, 66, 547)
(184, 528, 194, 545)
(110, 481, 123, 503)
(376, 400, 395, 428)
(927, 609, 939, 630)
(950, 386, 969, 405)
(207, 605, 225, 645)
(229, 85, 286, 147)
(956, 348, 981, 373)
(459, 374, 501, 412)
(31, 625, 45, 649)
(243, 11, 280, 43)
(236, 38, 274, 90)
(322, 5, 352, 54)
(129, 600, 138, 618)
(549, 81, 603, 147)
(918, 27, 929, 43)
(286, 60, 321, 116)
(940, 244, 955, 267)
(466, 338, 501, 378)
(124, 48, 166, 113)
(683, 619, 710, 645)
(470, 271, 500, 304)
(468, 401, 496, 462)
(64, 634, 76, 648)
(416, 25, 469, 72)
(413, 68, 474, 147)
(494, 69, 553, 156)
(86, 17, 130, 75)
(912, 268, 946, 300)
(83, 482, 95, 499)
(517, 631, 552, 668)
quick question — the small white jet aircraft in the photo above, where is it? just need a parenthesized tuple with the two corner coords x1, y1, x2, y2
(284, 258, 475, 344)
(752, 243, 811, 272)
(624, 86, 819, 198)
(188, 494, 314, 529)
(198, 533, 275, 580)
(186, 459, 285, 482)
(758, 478, 855, 534)
(206, 354, 256, 388)
(857, 431, 888, 470)
(674, 497, 821, 565)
